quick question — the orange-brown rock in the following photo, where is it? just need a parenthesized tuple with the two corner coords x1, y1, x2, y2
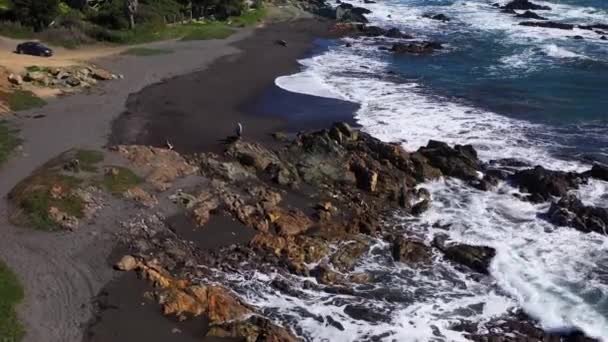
(115, 145, 199, 191)
(268, 208, 313, 236)
(160, 285, 251, 324)
(123, 186, 158, 207)
(207, 316, 300, 342)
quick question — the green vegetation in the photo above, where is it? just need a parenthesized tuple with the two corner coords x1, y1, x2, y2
(229, 7, 266, 27)
(122, 47, 174, 56)
(75, 149, 104, 171)
(19, 174, 84, 229)
(101, 166, 142, 194)
(0, 260, 24, 341)
(8, 149, 104, 230)
(0, 0, 267, 47)
(4, 90, 47, 112)
(0, 120, 20, 166)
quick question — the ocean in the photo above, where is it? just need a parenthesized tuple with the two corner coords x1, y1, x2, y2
(211, 0, 608, 340)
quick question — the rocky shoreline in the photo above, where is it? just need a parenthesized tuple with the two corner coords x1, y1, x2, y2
(2, 0, 607, 340)
(88, 2, 608, 340)
(66, 120, 604, 341)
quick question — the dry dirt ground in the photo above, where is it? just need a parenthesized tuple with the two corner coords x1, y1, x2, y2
(0, 29, 253, 342)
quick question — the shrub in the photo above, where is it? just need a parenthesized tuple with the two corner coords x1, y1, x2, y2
(12, 0, 61, 31)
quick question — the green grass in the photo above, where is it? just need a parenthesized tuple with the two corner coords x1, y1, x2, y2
(0, 21, 34, 39)
(101, 166, 142, 194)
(229, 8, 267, 27)
(75, 149, 104, 172)
(4, 90, 47, 112)
(102, 21, 235, 44)
(0, 260, 24, 342)
(20, 177, 85, 230)
(0, 120, 20, 166)
(25, 66, 48, 73)
(121, 47, 174, 56)
(0, 0, 11, 10)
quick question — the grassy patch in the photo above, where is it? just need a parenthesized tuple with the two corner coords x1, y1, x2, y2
(5, 90, 47, 112)
(101, 166, 142, 194)
(15, 173, 84, 230)
(0, 120, 20, 166)
(229, 8, 267, 27)
(8, 149, 104, 230)
(122, 47, 174, 56)
(180, 22, 235, 41)
(0, 260, 24, 342)
(0, 21, 33, 39)
(75, 149, 104, 172)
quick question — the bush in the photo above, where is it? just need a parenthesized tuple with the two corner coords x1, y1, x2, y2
(0, 20, 33, 38)
(38, 26, 95, 48)
(89, 0, 129, 30)
(12, 0, 60, 31)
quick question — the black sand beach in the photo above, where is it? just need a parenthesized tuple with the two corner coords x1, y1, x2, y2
(109, 19, 359, 155)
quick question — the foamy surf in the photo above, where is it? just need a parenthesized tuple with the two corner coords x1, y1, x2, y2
(265, 0, 608, 340)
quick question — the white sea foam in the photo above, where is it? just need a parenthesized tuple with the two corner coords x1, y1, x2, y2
(259, 0, 608, 340)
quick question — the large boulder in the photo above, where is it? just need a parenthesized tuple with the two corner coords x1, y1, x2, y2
(433, 235, 496, 274)
(417, 141, 480, 181)
(391, 237, 432, 265)
(547, 195, 608, 235)
(115, 145, 199, 191)
(330, 239, 370, 272)
(336, 3, 370, 23)
(207, 316, 299, 341)
(502, 0, 551, 10)
(423, 13, 450, 22)
(390, 41, 443, 54)
(519, 21, 574, 30)
(512, 166, 584, 202)
(515, 10, 548, 20)
(582, 164, 608, 182)
(268, 208, 314, 236)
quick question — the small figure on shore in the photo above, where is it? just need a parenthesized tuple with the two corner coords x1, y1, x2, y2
(236, 122, 243, 138)
(166, 139, 174, 150)
(276, 39, 288, 47)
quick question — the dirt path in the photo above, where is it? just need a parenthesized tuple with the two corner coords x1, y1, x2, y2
(0, 30, 252, 342)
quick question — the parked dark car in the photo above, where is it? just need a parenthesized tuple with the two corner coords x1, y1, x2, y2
(15, 42, 53, 57)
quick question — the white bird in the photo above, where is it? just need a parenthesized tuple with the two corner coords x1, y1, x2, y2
(236, 122, 243, 138)
(166, 139, 174, 150)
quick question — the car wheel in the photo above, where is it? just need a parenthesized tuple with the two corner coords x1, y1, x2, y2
(16, 49, 22, 54)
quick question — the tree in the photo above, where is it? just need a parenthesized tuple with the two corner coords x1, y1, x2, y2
(125, 0, 138, 29)
(11, 0, 60, 31)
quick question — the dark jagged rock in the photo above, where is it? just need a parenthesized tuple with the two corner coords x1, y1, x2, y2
(391, 237, 432, 264)
(467, 310, 600, 342)
(602, 36, 608, 41)
(512, 166, 585, 202)
(515, 10, 547, 20)
(502, 0, 551, 10)
(519, 21, 575, 30)
(582, 164, 608, 182)
(417, 140, 481, 181)
(433, 235, 496, 274)
(390, 41, 443, 54)
(423, 13, 451, 22)
(579, 23, 608, 31)
(343, 304, 391, 322)
(547, 195, 608, 235)
(336, 3, 370, 23)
